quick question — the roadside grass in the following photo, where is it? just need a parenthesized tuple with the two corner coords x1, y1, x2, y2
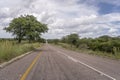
(0, 41, 41, 63)
(56, 43, 120, 60)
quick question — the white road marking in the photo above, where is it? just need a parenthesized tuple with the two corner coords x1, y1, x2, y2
(67, 56, 78, 62)
(57, 50, 116, 80)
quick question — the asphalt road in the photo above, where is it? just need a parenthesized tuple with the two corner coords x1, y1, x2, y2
(0, 44, 120, 80)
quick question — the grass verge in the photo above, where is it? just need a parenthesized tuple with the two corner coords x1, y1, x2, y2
(0, 41, 41, 63)
(55, 43, 120, 60)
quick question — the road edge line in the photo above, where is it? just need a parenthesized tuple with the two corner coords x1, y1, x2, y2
(0, 47, 40, 69)
(57, 50, 116, 80)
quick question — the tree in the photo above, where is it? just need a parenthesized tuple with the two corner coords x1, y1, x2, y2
(4, 16, 26, 43)
(4, 15, 48, 43)
(66, 34, 79, 47)
(24, 15, 48, 43)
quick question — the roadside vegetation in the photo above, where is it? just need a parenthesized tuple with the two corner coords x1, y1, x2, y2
(48, 34, 120, 59)
(0, 15, 48, 63)
(0, 40, 41, 63)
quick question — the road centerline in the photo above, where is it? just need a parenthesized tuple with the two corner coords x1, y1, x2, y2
(20, 52, 41, 80)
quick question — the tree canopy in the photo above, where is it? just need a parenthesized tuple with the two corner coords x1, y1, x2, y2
(4, 15, 48, 43)
(61, 34, 79, 47)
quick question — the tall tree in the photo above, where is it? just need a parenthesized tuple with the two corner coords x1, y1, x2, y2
(4, 15, 48, 43)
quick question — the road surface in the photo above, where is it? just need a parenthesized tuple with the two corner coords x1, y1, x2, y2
(0, 44, 120, 80)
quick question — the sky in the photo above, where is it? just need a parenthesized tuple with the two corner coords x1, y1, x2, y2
(0, 0, 120, 39)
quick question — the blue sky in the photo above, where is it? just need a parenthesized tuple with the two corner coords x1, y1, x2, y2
(98, 2, 120, 14)
(0, 0, 120, 39)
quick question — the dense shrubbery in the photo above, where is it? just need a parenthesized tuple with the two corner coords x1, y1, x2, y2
(77, 36, 120, 54)
(50, 34, 120, 55)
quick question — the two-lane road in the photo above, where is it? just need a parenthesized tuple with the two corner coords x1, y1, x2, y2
(0, 44, 120, 80)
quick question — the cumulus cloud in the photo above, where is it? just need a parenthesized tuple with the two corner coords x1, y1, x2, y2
(0, 0, 120, 38)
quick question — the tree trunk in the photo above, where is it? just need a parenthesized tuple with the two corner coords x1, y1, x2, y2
(18, 38, 21, 43)
(29, 39, 31, 43)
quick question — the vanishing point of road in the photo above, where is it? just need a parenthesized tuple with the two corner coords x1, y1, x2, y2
(0, 44, 120, 80)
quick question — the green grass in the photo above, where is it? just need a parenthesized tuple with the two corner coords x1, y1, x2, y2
(0, 41, 41, 63)
(56, 43, 120, 60)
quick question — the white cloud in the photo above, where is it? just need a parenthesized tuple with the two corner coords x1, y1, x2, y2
(0, 0, 120, 39)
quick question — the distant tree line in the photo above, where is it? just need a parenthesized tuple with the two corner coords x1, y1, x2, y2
(49, 34, 120, 54)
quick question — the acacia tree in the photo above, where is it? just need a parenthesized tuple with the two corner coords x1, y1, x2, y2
(4, 15, 48, 43)
(24, 15, 48, 43)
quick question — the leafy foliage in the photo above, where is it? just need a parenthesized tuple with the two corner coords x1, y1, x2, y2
(50, 34, 120, 55)
(4, 15, 48, 43)
(61, 34, 79, 47)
